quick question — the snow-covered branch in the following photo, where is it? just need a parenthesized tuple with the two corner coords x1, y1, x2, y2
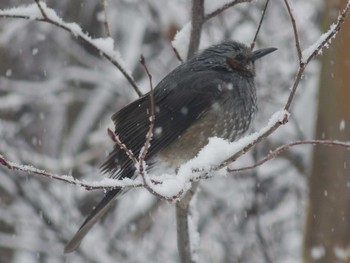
(283, 0, 350, 112)
(0, 1, 142, 97)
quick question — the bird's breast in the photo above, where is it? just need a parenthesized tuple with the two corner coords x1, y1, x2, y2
(156, 86, 256, 168)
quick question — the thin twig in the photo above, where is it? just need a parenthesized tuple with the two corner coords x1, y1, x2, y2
(204, 0, 252, 21)
(107, 128, 137, 165)
(138, 55, 158, 196)
(251, 0, 270, 50)
(0, 154, 143, 190)
(138, 56, 183, 201)
(100, 0, 111, 37)
(227, 140, 350, 173)
(283, 0, 302, 62)
(172, 46, 184, 64)
(219, 111, 289, 169)
(139, 55, 155, 163)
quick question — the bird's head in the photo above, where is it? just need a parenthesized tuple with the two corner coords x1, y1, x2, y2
(195, 41, 277, 76)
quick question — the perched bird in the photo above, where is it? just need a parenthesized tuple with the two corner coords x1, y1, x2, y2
(64, 41, 276, 252)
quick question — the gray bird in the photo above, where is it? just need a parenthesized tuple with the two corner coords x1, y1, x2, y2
(64, 41, 276, 253)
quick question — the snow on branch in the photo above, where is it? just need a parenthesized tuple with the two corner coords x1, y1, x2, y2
(1, 111, 349, 201)
(301, 0, 350, 63)
(228, 140, 350, 173)
(283, 0, 350, 111)
(0, 153, 143, 190)
(0, 1, 142, 97)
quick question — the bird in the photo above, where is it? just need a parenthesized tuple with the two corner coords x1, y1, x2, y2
(64, 41, 277, 253)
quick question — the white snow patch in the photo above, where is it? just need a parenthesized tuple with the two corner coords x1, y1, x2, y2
(334, 246, 350, 261)
(5, 69, 12, 77)
(339, 119, 346, 131)
(0, 3, 41, 19)
(172, 22, 191, 61)
(177, 110, 289, 181)
(32, 48, 38, 55)
(301, 23, 337, 63)
(311, 246, 325, 260)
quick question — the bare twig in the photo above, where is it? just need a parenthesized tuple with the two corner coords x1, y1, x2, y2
(204, 0, 252, 21)
(100, 0, 111, 37)
(172, 46, 184, 63)
(139, 55, 155, 163)
(251, 0, 270, 50)
(138, 56, 184, 201)
(228, 140, 350, 173)
(0, 2, 142, 97)
(138, 55, 160, 197)
(283, 0, 302, 62)
(219, 111, 289, 169)
(0, 153, 143, 190)
(107, 128, 137, 165)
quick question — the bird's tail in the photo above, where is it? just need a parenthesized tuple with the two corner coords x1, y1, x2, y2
(64, 189, 121, 253)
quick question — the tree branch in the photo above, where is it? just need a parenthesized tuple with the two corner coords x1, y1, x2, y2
(283, 0, 302, 62)
(204, 0, 252, 22)
(0, 2, 142, 97)
(251, 0, 271, 50)
(227, 140, 350, 174)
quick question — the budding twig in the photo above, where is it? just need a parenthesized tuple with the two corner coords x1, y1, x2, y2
(107, 128, 137, 166)
(138, 55, 182, 201)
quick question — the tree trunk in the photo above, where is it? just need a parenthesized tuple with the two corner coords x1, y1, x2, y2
(304, 1, 350, 262)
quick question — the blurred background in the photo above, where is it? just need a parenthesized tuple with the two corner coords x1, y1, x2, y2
(0, 0, 349, 262)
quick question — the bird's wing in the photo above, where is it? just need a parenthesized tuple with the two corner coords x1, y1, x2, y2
(101, 70, 227, 178)
(64, 71, 228, 253)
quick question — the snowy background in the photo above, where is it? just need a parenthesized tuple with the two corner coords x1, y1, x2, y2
(0, 0, 324, 262)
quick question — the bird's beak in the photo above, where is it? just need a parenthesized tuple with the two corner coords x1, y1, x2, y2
(251, 47, 277, 61)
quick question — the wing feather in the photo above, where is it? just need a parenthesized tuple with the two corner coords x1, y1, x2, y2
(100, 70, 226, 179)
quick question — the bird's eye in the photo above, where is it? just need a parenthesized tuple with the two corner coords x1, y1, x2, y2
(235, 54, 245, 61)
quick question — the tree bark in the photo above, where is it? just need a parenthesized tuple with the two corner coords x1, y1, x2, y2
(304, 1, 350, 262)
